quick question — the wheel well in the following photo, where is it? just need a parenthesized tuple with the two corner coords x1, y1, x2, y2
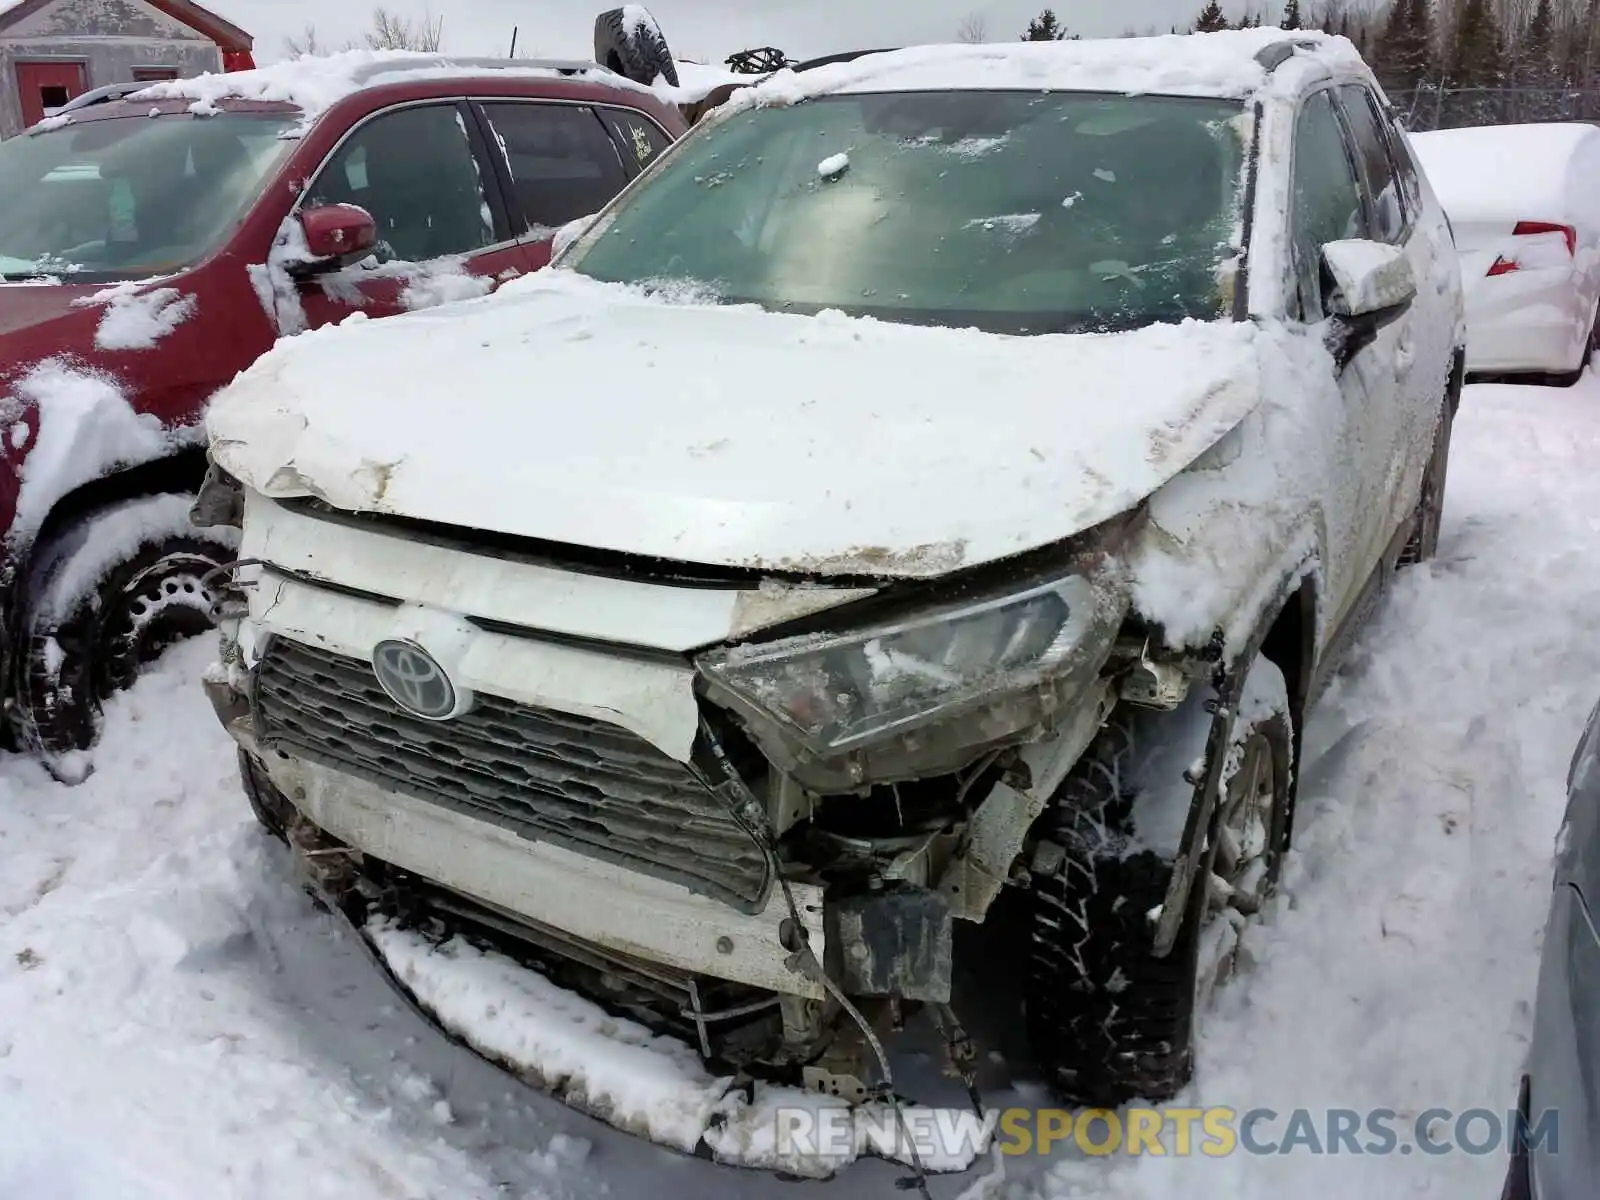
(29, 449, 209, 557)
(1257, 576, 1315, 844)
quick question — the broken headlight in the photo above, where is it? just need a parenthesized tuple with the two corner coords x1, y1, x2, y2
(696, 575, 1117, 759)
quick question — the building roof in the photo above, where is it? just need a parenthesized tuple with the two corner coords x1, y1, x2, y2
(0, 0, 251, 50)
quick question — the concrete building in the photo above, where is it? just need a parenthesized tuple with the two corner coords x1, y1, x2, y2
(0, 0, 253, 138)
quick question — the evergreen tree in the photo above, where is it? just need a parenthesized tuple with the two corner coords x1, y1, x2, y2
(1443, 0, 1505, 124)
(1281, 0, 1303, 30)
(1022, 9, 1070, 39)
(1445, 0, 1504, 87)
(1193, 0, 1230, 32)
(1375, 0, 1436, 94)
(1511, 0, 1560, 118)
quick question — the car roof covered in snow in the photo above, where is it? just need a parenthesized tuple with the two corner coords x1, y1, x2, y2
(1408, 122, 1600, 231)
(720, 28, 1366, 110)
(129, 50, 659, 126)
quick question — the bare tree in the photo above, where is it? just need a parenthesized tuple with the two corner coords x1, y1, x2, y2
(283, 24, 332, 57)
(364, 6, 445, 52)
(957, 12, 989, 42)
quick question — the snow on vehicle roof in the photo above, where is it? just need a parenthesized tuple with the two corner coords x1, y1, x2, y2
(131, 49, 656, 127)
(1408, 122, 1600, 231)
(725, 28, 1363, 109)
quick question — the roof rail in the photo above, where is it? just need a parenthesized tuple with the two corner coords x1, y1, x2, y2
(347, 56, 609, 87)
(1253, 37, 1322, 71)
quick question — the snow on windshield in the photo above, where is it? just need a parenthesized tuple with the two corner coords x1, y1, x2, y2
(571, 91, 1250, 336)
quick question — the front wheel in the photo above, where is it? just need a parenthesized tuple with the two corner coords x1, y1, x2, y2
(1024, 652, 1292, 1106)
(14, 494, 238, 770)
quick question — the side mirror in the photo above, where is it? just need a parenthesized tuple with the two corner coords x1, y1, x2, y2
(1320, 239, 1417, 371)
(1321, 239, 1417, 318)
(293, 203, 377, 273)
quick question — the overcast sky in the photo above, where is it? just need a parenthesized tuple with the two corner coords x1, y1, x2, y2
(211, 0, 1303, 66)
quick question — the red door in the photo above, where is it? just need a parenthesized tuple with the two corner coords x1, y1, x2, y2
(16, 61, 87, 128)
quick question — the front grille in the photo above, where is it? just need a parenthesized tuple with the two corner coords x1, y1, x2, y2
(254, 638, 772, 909)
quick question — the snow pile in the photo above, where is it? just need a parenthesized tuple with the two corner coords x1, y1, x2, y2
(205, 270, 1265, 579)
(368, 920, 729, 1150)
(4, 359, 172, 546)
(657, 60, 767, 105)
(79, 282, 198, 351)
(720, 29, 1362, 113)
(816, 151, 850, 179)
(397, 260, 496, 311)
(367, 919, 987, 1175)
(1409, 122, 1600, 232)
(621, 4, 663, 46)
(310, 257, 499, 313)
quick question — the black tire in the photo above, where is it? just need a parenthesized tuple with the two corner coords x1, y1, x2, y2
(594, 7, 679, 87)
(239, 748, 292, 842)
(1025, 653, 1292, 1106)
(1400, 397, 1453, 566)
(14, 494, 235, 763)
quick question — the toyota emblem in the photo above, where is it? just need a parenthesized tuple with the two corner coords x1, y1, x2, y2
(371, 639, 460, 720)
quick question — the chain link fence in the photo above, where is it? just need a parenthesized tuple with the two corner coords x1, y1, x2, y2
(1387, 86, 1600, 131)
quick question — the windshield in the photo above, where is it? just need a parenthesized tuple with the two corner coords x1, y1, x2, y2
(0, 112, 297, 282)
(570, 91, 1249, 335)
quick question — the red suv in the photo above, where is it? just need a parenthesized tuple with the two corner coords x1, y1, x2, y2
(0, 56, 685, 771)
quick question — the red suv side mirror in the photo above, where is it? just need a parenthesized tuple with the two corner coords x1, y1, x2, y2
(297, 204, 377, 264)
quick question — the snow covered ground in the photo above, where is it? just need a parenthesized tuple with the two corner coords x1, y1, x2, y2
(3, 371, 1598, 1199)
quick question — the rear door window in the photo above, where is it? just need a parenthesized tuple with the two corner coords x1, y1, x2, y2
(479, 103, 629, 233)
(307, 102, 497, 263)
(597, 107, 671, 176)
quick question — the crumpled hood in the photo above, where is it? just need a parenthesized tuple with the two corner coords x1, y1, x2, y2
(207, 272, 1265, 579)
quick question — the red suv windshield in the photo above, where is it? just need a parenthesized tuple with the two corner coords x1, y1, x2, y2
(0, 112, 297, 282)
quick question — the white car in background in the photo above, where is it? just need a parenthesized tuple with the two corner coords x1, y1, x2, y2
(1409, 122, 1600, 385)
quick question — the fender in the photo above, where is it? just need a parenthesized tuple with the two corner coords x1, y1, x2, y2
(1149, 561, 1317, 957)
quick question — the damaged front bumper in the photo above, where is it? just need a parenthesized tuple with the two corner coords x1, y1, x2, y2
(205, 487, 1143, 1114)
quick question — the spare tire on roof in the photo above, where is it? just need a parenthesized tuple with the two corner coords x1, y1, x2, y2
(595, 7, 679, 88)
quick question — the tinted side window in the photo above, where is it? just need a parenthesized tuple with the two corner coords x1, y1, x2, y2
(598, 107, 671, 175)
(1384, 114, 1425, 220)
(308, 103, 494, 263)
(480, 103, 628, 232)
(1289, 90, 1365, 321)
(1338, 85, 1406, 243)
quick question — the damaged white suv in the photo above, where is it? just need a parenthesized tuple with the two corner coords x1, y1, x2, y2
(199, 29, 1463, 1137)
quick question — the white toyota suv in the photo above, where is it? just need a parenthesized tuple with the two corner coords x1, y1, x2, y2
(198, 28, 1464, 1150)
